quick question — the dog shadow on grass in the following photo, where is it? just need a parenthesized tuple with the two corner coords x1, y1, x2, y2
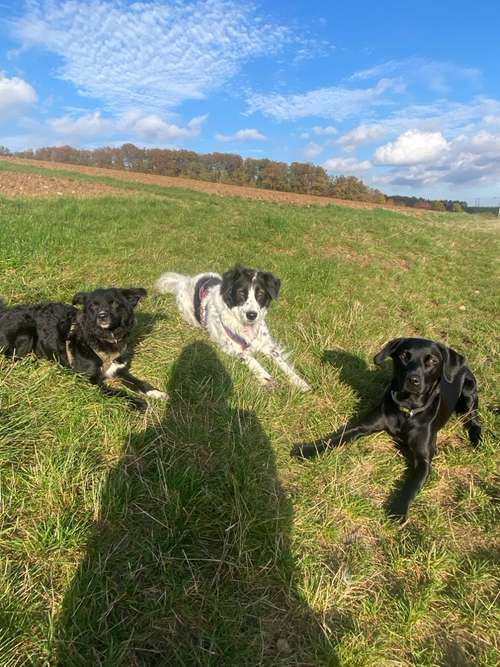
(132, 310, 169, 347)
(322, 349, 417, 520)
(322, 349, 390, 405)
(55, 342, 336, 665)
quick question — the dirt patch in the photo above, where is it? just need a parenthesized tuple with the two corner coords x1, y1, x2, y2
(0, 169, 127, 198)
(310, 242, 411, 270)
(3, 157, 424, 213)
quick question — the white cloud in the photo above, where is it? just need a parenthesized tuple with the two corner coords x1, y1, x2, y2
(121, 113, 207, 142)
(374, 129, 449, 166)
(246, 78, 401, 121)
(374, 130, 500, 189)
(14, 0, 288, 112)
(303, 142, 323, 159)
(215, 128, 266, 142)
(484, 114, 500, 126)
(323, 156, 371, 174)
(51, 111, 111, 136)
(312, 125, 337, 136)
(337, 123, 388, 150)
(0, 74, 37, 113)
(48, 110, 207, 143)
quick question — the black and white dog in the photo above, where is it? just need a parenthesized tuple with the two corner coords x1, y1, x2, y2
(292, 338, 481, 520)
(155, 265, 310, 391)
(0, 288, 167, 408)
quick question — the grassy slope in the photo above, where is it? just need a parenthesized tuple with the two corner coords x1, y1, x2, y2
(0, 160, 498, 666)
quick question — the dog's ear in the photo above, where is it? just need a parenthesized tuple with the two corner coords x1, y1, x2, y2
(261, 272, 281, 300)
(121, 288, 147, 308)
(222, 265, 242, 282)
(373, 338, 405, 365)
(221, 266, 242, 297)
(72, 291, 88, 306)
(438, 343, 465, 383)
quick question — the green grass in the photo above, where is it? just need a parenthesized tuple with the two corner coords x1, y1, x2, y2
(0, 159, 499, 666)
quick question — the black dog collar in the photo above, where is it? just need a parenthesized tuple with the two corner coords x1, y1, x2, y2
(391, 385, 440, 418)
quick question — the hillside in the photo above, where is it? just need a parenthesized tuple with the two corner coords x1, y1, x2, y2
(0, 159, 498, 666)
(3, 156, 424, 213)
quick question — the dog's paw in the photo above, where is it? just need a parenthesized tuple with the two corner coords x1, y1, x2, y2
(146, 389, 169, 401)
(290, 443, 314, 459)
(468, 423, 482, 447)
(387, 500, 410, 524)
(261, 376, 277, 390)
(295, 380, 311, 392)
(129, 397, 149, 411)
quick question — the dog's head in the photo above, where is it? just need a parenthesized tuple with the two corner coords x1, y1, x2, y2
(72, 287, 147, 341)
(374, 337, 465, 395)
(220, 265, 281, 327)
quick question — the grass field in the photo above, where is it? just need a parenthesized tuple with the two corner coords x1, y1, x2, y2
(0, 159, 498, 666)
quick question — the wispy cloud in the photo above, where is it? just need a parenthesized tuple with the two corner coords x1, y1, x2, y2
(349, 57, 481, 94)
(303, 142, 323, 159)
(246, 78, 402, 121)
(215, 128, 266, 142)
(323, 156, 371, 174)
(337, 123, 388, 150)
(0, 73, 37, 114)
(120, 112, 207, 142)
(312, 125, 337, 136)
(14, 0, 288, 112)
(51, 111, 112, 137)
(49, 110, 208, 143)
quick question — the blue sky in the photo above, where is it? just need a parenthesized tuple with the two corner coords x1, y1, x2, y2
(1, 0, 500, 203)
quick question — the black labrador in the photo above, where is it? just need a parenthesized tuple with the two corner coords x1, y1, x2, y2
(0, 288, 167, 409)
(292, 338, 481, 520)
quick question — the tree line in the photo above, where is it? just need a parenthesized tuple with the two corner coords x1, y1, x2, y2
(0, 144, 469, 212)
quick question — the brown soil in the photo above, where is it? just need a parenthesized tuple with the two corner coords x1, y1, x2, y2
(0, 168, 126, 198)
(3, 157, 421, 213)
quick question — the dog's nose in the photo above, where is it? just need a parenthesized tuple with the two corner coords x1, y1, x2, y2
(246, 311, 258, 321)
(97, 311, 108, 321)
(407, 374, 420, 386)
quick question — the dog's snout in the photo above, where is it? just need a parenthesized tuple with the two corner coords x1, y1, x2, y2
(97, 310, 110, 322)
(407, 374, 421, 386)
(246, 311, 258, 321)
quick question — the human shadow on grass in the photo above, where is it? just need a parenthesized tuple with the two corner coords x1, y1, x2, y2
(55, 342, 331, 665)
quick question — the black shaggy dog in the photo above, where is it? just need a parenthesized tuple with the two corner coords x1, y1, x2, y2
(292, 338, 481, 520)
(0, 288, 167, 409)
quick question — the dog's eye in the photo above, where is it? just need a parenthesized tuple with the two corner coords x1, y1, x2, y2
(425, 355, 439, 366)
(399, 351, 411, 363)
(236, 289, 246, 299)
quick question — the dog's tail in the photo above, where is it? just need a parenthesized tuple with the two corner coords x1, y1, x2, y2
(154, 272, 186, 295)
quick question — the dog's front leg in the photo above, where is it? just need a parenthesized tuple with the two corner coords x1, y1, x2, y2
(239, 353, 275, 387)
(116, 369, 168, 400)
(291, 408, 386, 459)
(268, 345, 310, 392)
(91, 378, 149, 411)
(388, 434, 436, 521)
